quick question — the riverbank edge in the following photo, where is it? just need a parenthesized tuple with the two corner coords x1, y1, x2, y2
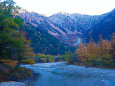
(0, 64, 39, 83)
(66, 62, 115, 69)
(0, 72, 39, 86)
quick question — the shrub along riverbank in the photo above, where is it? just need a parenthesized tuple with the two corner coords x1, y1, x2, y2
(0, 61, 33, 82)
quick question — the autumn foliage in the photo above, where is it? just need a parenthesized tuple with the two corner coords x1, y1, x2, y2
(0, 59, 17, 66)
(76, 34, 115, 68)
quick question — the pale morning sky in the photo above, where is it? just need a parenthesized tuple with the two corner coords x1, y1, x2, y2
(14, 0, 115, 16)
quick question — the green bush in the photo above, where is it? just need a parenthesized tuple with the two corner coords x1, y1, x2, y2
(22, 58, 35, 65)
(101, 54, 113, 66)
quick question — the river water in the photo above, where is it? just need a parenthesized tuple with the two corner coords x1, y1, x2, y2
(21, 62, 115, 86)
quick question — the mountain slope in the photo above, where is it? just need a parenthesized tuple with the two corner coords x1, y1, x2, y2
(85, 9, 115, 42)
(19, 11, 67, 38)
(49, 12, 84, 32)
(49, 12, 85, 46)
(23, 23, 75, 55)
(69, 13, 101, 30)
(19, 11, 84, 46)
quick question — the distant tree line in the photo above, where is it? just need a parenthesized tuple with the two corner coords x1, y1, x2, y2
(33, 54, 65, 63)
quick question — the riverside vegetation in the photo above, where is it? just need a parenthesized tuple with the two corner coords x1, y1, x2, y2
(0, 0, 35, 81)
(65, 34, 115, 68)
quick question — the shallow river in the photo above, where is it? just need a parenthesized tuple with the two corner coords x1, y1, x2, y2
(21, 62, 115, 86)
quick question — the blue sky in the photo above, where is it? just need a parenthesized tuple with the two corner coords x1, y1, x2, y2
(14, 0, 115, 16)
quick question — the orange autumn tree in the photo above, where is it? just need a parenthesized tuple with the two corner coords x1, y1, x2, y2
(76, 34, 114, 67)
(97, 35, 111, 57)
(110, 33, 115, 62)
(86, 38, 97, 59)
(76, 43, 87, 61)
(77, 38, 98, 62)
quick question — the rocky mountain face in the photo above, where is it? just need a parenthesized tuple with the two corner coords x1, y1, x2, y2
(49, 11, 115, 43)
(85, 9, 115, 42)
(19, 11, 66, 37)
(50, 13, 96, 31)
(49, 12, 84, 32)
(49, 12, 105, 45)
(69, 13, 101, 30)
(49, 12, 85, 46)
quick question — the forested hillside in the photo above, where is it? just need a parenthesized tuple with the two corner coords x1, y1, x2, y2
(84, 9, 115, 42)
(23, 23, 75, 55)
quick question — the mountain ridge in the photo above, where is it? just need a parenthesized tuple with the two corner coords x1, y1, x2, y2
(18, 8, 115, 46)
(85, 9, 115, 42)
